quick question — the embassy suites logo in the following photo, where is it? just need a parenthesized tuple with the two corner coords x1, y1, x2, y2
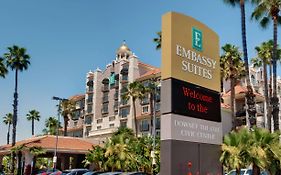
(175, 27, 217, 80)
(192, 27, 202, 51)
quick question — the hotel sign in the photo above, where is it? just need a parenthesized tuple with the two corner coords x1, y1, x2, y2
(162, 12, 220, 92)
(171, 78, 221, 122)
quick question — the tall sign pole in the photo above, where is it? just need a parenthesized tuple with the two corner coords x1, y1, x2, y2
(160, 12, 222, 175)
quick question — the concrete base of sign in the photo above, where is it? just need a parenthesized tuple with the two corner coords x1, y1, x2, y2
(160, 140, 222, 175)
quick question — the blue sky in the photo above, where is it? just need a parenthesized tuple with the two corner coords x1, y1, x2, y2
(0, 0, 280, 145)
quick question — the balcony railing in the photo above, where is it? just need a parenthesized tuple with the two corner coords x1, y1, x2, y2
(102, 85, 109, 92)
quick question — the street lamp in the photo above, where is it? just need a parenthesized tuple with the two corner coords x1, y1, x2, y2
(151, 82, 161, 174)
(52, 96, 67, 170)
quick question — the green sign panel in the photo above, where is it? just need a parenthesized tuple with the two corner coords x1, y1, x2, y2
(192, 27, 203, 51)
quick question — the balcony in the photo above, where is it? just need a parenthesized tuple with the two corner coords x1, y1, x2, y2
(102, 96, 109, 103)
(102, 85, 109, 92)
(87, 87, 94, 93)
(114, 92, 119, 100)
(87, 98, 93, 104)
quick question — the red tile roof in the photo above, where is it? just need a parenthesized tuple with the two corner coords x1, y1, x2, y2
(137, 68, 161, 80)
(69, 94, 85, 101)
(223, 84, 263, 98)
(0, 135, 94, 155)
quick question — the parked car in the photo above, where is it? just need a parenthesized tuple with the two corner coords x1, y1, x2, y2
(61, 169, 89, 175)
(227, 169, 269, 175)
(36, 169, 61, 175)
(121, 172, 148, 175)
(83, 172, 104, 175)
(98, 172, 122, 175)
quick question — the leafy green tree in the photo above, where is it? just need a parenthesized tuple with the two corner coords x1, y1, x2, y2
(42, 117, 60, 135)
(60, 100, 75, 136)
(223, 0, 257, 127)
(3, 113, 13, 144)
(221, 44, 245, 129)
(3, 45, 30, 173)
(153, 31, 162, 50)
(26, 110, 40, 136)
(252, 0, 281, 131)
(0, 57, 8, 78)
(122, 82, 145, 137)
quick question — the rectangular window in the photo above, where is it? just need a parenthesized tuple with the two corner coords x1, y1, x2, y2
(120, 121, 127, 127)
(142, 105, 149, 114)
(156, 117, 160, 129)
(122, 74, 128, 81)
(85, 115, 92, 125)
(85, 126, 91, 137)
(102, 104, 109, 114)
(141, 94, 149, 105)
(119, 107, 130, 118)
(97, 126, 102, 130)
(73, 121, 78, 127)
(87, 94, 93, 103)
(103, 92, 109, 103)
(109, 123, 115, 128)
(155, 102, 161, 112)
(109, 116, 115, 121)
(97, 119, 103, 124)
(140, 119, 149, 132)
(87, 105, 92, 113)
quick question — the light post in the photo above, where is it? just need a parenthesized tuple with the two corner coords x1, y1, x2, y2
(151, 81, 161, 174)
(52, 96, 67, 170)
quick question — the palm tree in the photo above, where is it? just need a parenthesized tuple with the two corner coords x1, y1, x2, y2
(104, 127, 137, 171)
(220, 128, 250, 173)
(248, 127, 281, 175)
(223, 0, 257, 128)
(26, 110, 40, 136)
(153, 31, 162, 50)
(252, 40, 281, 131)
(84, 145, 106, 171)
(251, 0, 281, 131)
(143, 81, 160, 135)
(0, 57, 8, 78)
(3, 45, 31, 148)
(3, 113, 13, 144)
(221, 44, 245, 130)
(43, 117, 60, 135)
(60, 99, 75, 136)
(122, 81, 145, 137)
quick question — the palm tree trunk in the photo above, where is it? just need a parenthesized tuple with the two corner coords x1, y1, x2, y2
(253, 163, 260, 175)
(263, 61, 271, 131)
(64, 116, 68, 136)
(11, 68, 18, 174)
(271, 18, 279, 131)
(32, 119, 34, 136)
(231, 78, 236, 130)
(150, 92, 154, 135)
(133, 99, 138, 137)
(7, 123, 10, 144)
(240, 0, 256, 128)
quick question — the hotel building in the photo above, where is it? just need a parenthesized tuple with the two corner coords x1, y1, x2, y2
(65, 42, 281, 140)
